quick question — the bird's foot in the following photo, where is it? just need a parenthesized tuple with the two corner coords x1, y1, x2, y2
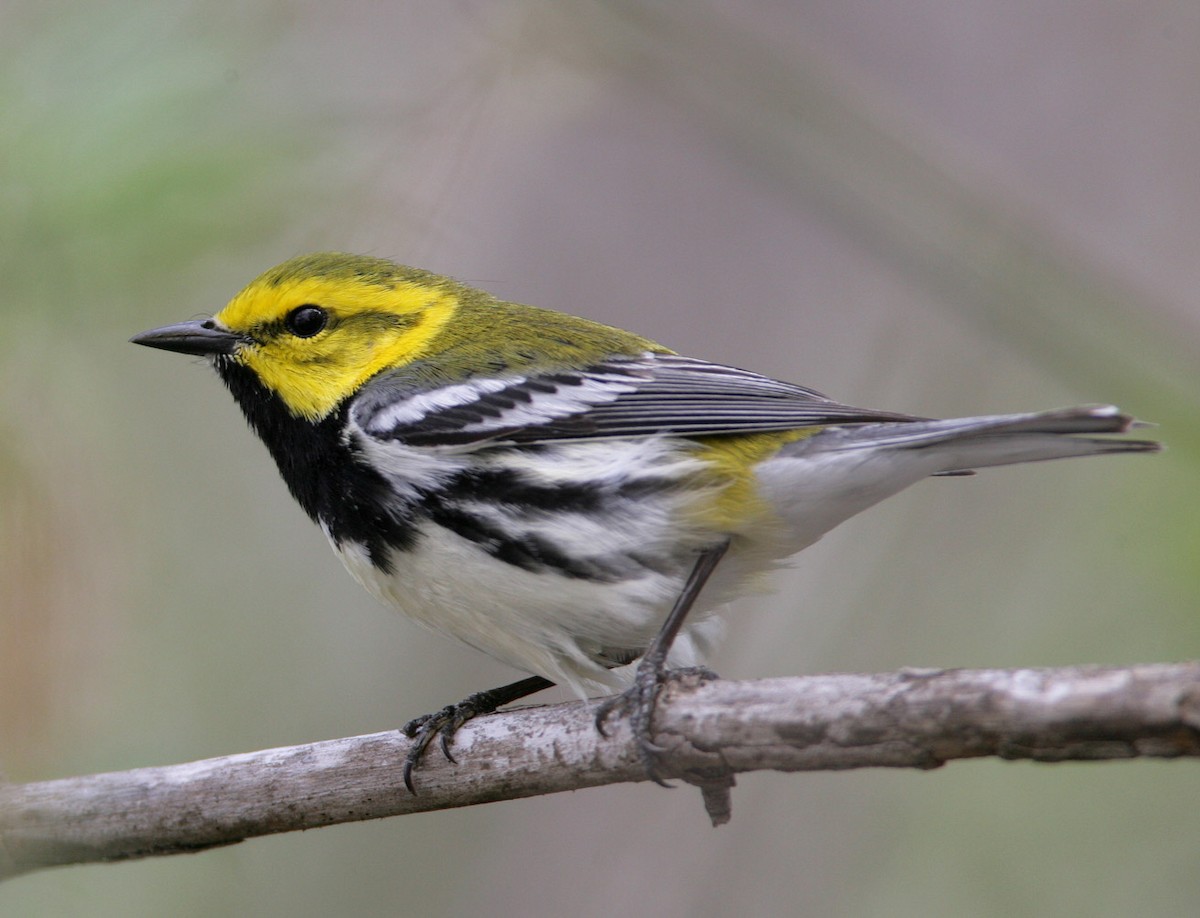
(594, 661, 719, 786)
(400, 675, 553, 793)
(401, 699, 482, 794)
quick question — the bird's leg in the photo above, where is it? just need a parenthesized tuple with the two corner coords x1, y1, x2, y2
(401, 674, 554, 793)
(595, 539, 730, 785)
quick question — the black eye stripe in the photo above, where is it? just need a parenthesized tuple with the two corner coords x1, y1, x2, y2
(285, 305, 328, 338)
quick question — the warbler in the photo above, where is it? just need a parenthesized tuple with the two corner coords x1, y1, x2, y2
(132, 252, 1158, 787)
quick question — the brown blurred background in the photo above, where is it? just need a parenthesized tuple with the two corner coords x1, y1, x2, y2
(2, 2, 1198, 915)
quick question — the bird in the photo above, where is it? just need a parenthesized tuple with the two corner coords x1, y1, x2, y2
(131, 252, 1159, 789)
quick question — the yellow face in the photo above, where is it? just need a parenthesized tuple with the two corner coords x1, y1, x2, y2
(214, 259, 459, 421)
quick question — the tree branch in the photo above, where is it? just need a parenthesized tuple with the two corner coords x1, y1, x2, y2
(3, 662, 1198, 878)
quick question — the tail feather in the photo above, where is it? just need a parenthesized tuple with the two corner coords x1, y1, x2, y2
(789, 405, 1160, 474)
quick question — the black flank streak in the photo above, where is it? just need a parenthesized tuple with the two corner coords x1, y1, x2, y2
(446, 467, 603, 513)
(617, 475, 680, 500)
(424, 496, 621, 581)
(425, 462, 674, 581)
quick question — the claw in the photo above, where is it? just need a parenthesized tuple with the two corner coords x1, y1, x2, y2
(399, 675, 554, 794)
(439, 730, 458, 764)
(593, 695, 621, 737)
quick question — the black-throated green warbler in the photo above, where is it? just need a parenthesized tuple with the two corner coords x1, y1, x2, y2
(132, 253, 1158, 787)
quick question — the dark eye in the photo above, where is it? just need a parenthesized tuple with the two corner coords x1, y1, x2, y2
(285, 305, 328, 338)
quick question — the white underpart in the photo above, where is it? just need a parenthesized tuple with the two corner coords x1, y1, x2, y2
(752, 447, 945, 551)
(331, 435, 733, 695)
(338, 528, 717, 696)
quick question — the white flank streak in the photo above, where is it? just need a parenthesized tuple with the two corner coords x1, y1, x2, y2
(497, 437, 703, 486)
(348, 425, 470, 498)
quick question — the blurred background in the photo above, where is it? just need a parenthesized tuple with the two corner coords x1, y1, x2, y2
(2, 1, 1198, 915)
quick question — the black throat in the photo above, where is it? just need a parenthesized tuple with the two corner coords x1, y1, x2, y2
(213, 358, 417, 572)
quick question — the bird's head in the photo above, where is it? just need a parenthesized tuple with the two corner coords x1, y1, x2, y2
(131, 253, 461, 421)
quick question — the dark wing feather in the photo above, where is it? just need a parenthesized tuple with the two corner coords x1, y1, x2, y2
(353, 353, 921, 447)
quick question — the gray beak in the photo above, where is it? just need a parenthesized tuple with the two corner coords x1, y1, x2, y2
(130, 319, 243, 356)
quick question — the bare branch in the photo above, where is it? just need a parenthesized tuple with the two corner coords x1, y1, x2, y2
(3, 662, 1198, 878)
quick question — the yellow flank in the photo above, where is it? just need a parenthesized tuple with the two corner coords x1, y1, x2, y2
(215, 269, 459, 421)
(690, 429, 817, 530)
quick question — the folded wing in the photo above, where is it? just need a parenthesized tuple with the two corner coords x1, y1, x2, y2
(353, 353, 921, 448)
